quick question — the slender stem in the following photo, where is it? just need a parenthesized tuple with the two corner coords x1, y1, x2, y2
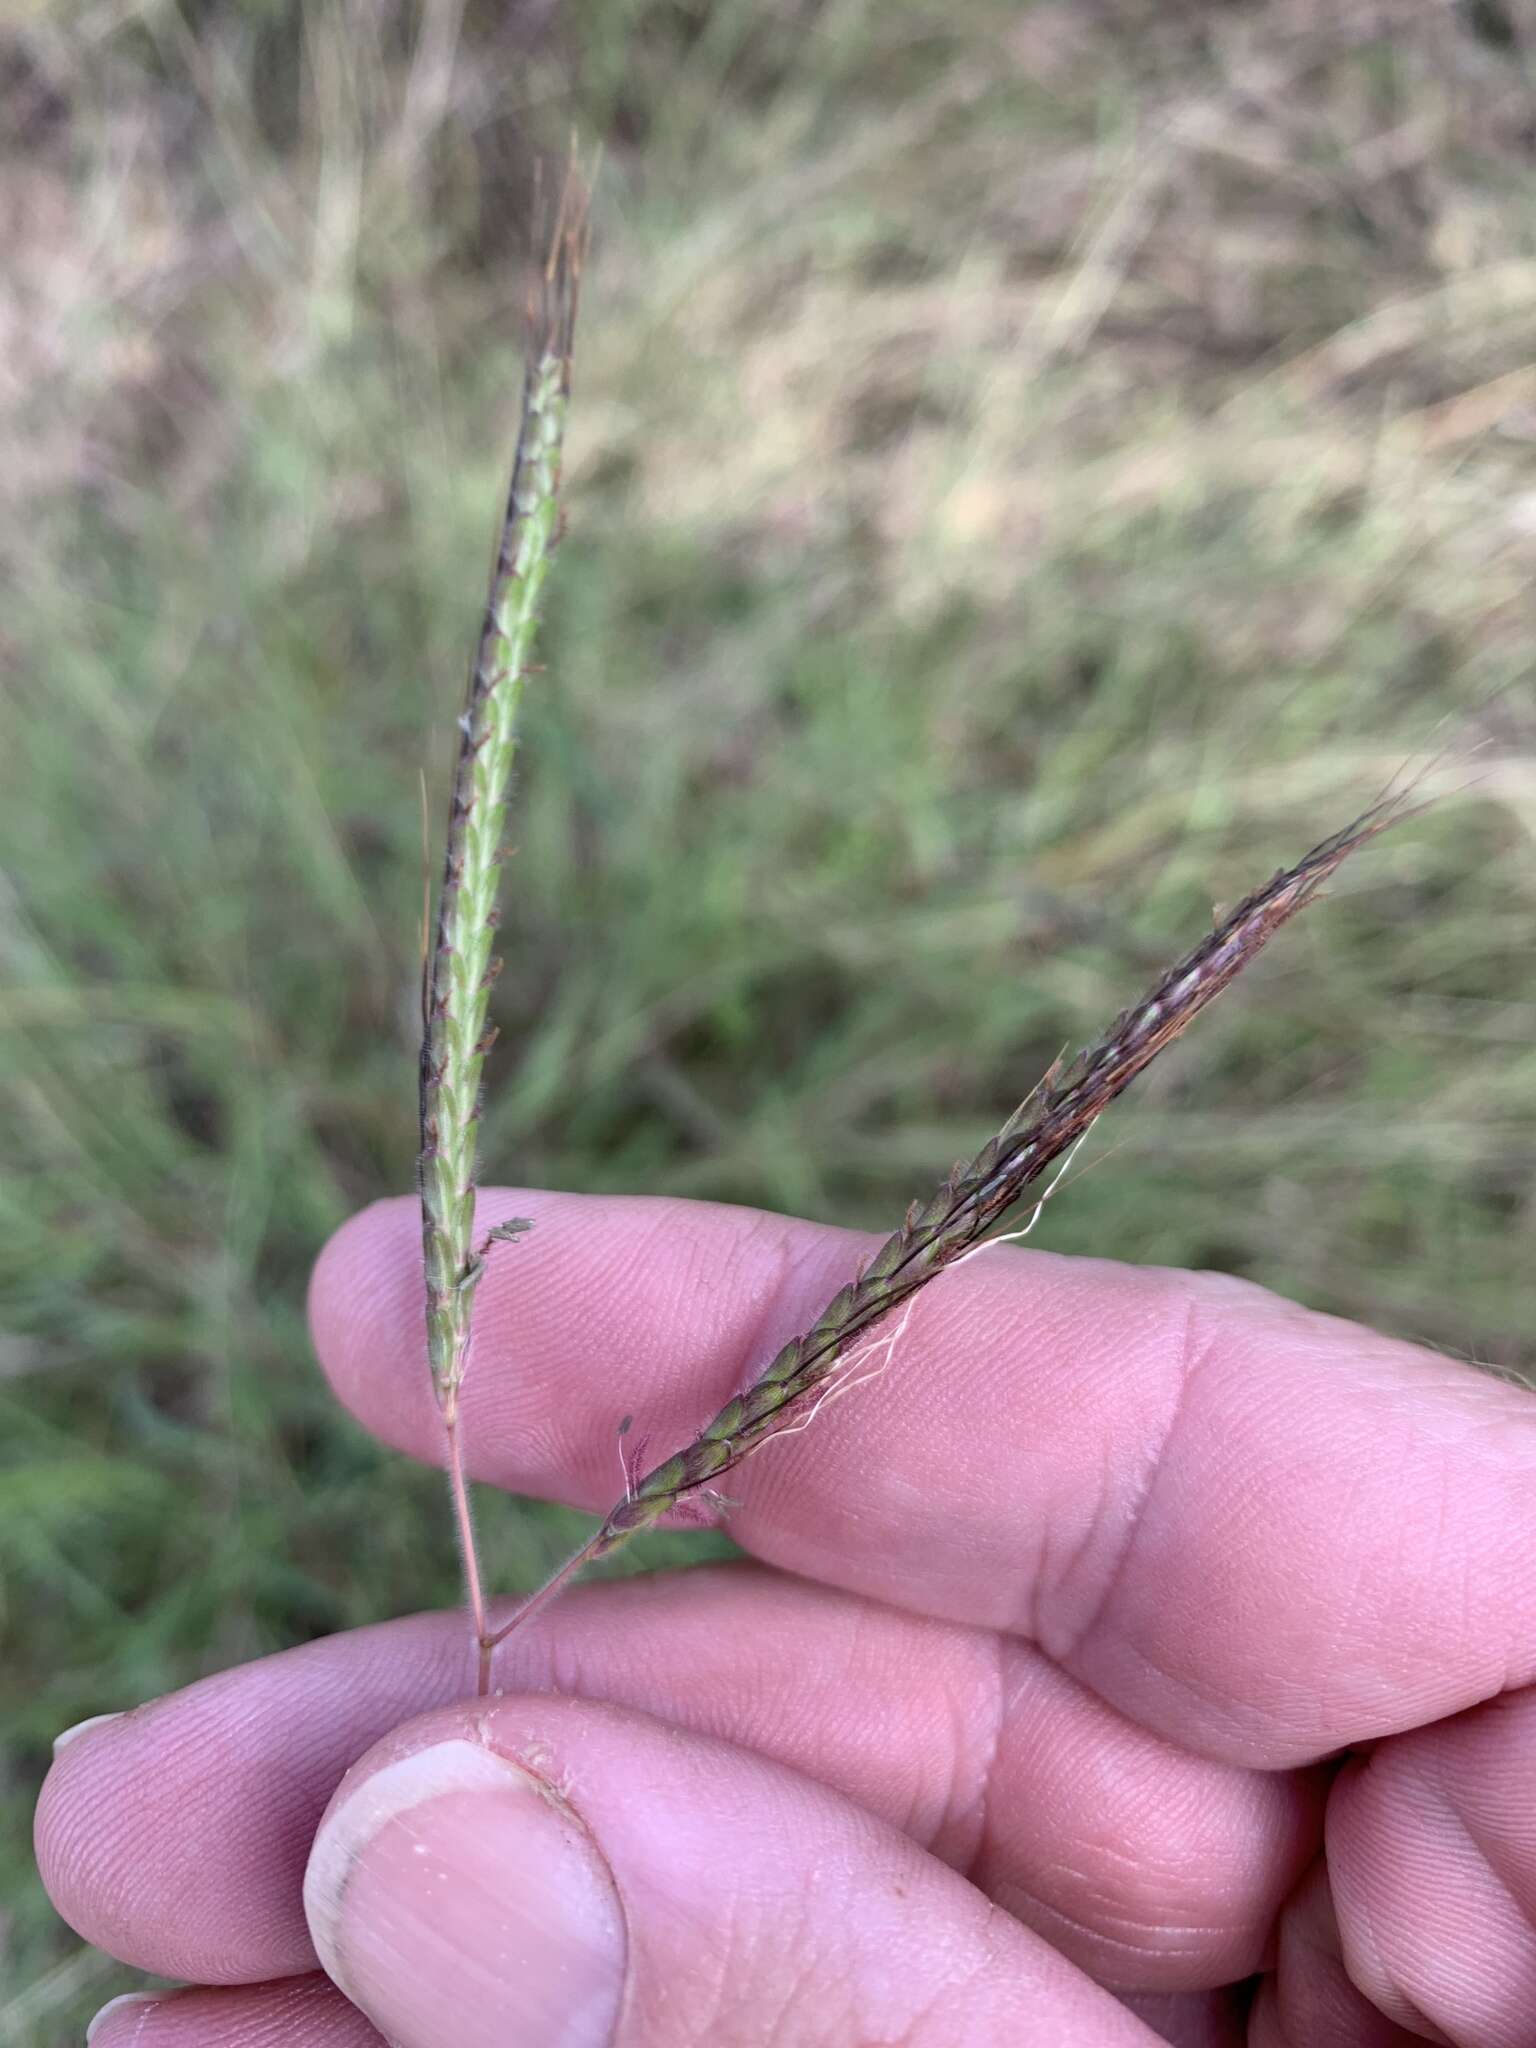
(484, 1530, 606, 1652)
(443, 1398, 492, 1696)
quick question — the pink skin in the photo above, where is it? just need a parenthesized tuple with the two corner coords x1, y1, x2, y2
(35, 1189, 1536, 2046)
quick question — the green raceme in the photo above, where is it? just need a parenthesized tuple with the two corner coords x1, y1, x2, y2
(419, 252, 581, 1423)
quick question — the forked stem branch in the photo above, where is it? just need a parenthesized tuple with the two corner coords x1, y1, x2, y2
(483, 1530, 607, 1654)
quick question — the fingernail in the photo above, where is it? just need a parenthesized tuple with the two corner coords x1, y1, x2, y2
(305, 1737, 625, 2048)
(54, 1712, 126, 1757)
(86, 1992, 162, 2042)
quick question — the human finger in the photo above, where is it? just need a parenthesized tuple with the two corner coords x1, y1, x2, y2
(1117, 1986, 1253, 2048)
(1249, 1861, 1430, 2048)
(301, 1694, 1166, 2048)
(312, 1190, 1536, 1765)
(36, 1568, 1313, 1990)
(1324, 1683, 1536, 2046)
(85, 1976, 381, 2046)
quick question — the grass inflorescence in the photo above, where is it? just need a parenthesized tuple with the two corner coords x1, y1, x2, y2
(490, 794, 1416, 1644)
(418, 177, 588, 1691)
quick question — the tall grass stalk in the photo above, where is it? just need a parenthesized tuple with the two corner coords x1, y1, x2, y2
(487, 793, 1415, 1653)
(419, 177, 587, 1698)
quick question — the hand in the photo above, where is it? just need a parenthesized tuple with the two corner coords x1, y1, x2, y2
(37, 1190, 1536, 2046)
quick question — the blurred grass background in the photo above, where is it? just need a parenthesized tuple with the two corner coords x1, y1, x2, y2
(3, 0, 1535, 2035)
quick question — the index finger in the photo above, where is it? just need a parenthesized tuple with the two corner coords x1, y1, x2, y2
(311, 1190, 1536, 1767)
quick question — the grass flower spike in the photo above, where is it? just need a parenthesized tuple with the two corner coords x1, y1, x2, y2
(490, 792, 1415, 1648)
(419, 175, 587, 1693)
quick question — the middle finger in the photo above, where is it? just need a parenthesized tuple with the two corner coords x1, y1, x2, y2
(38, 1565, 1319, 1994)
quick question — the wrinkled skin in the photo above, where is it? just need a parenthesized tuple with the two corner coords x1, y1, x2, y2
(37, 1190, 1536, 2046)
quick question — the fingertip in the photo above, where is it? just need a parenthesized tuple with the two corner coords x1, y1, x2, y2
(86, 1993, 164, 2044)
(84, 1977, 387, 2045)
(305, 1722, 625, 2048)
(53, 1709, 128, 1758)
(34, 1720, 114, 1959)
(34, 1700, 216, 1984)
(1326, 1689, 1536, 2043)
(304, 1695, 1154, 2047)
(306, 1195, 417, 1407)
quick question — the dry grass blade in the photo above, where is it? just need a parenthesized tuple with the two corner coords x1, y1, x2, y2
(490, 792, 1417, 1649)
(419, 165, 589, 1694)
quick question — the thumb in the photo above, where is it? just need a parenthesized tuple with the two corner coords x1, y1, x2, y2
(304, 1695, 1161, 2048)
